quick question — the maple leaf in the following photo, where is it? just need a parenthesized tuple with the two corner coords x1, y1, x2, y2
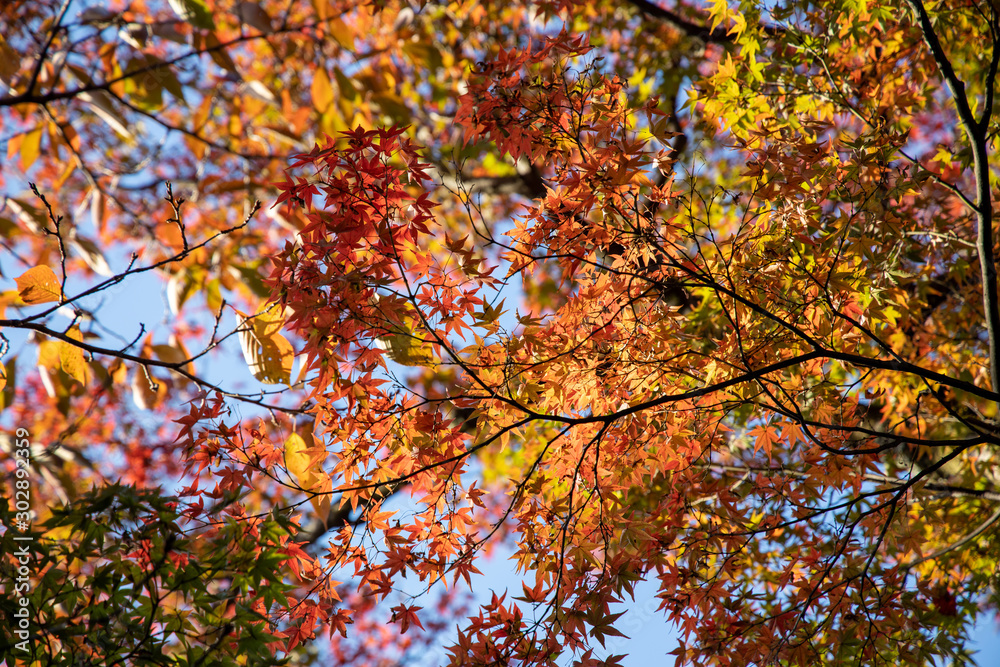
(390, 604, 425, 634)
(2, 1, 1000, 666)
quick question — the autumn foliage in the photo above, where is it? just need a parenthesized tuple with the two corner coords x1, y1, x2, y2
(2, 0, 1000, 665)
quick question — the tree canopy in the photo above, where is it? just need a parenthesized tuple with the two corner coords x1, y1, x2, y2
(1, 0, 1000, 665)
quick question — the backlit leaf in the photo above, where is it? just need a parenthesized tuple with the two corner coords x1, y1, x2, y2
(236, 306, 294, 384)
(20, 127, 42, 171)
(59, 326, 89, 386)
(311, 68, 334, 112)
(284, 431, 331, 520)
(16, 266, 62, 304)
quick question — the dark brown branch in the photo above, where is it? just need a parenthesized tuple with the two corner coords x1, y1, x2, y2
(296, 482, 402, 546)
(625, 0, 785, 43)
(437, 161, 547, 199)
(704, 462, 1000, 507)
(0, 320, 308, 414)
(106, 89, 284, 161)
(980, 6, 1000, 130)
(15, 196, 258, 325)
(23, 0, 73, 103)
(1, 18, 324, 108)
(0, 196, 308, 414)
(624, 0, 732, 43)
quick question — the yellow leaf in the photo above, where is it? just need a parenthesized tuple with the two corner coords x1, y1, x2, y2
(79, 90, 135, 142)
(54, 159, 77, 191)
(168, 0, 215, 30)
(236, 2, 273, 34)
(0, 356, 14, 409)
(6, 134, 22, 165)
(20, 127, 42, 171)
(703, 360, 718, 386)
(253, 302, 287, 336)
(38, 338, 80, 399)
(59, 327, 89, 386)
(372, 92, 411, 125)
(249, 332, 294, 384)
(108, 358, 128, 385)
(378, 333, 435, 366)
(312, 68, 334, 112)
(328, 18, 354, 49)
(237, 306, 295, 384)
(69, 235, 113, 276)
(166, 271, 197, 315)
(0, 289, 26, 318)
(37, 339, 61, 371)
(162, 334, 194, 374)
(375, 298, 436, 367)
(402, 41, 442, 71)
(5, 198, 48, 234)
(284, 431, 332, 521)
(16, 266, 62, 304)
(310, 0, 329, 21)
(285, 432, 321, 488)
(153, 343, 187, 366)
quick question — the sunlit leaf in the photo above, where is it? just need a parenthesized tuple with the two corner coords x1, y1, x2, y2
(311, 68, 334, 112)
(20, 127, 42, 171)
(236, 306, 294, 384)
(59, 326, 90, 386)
(15, 266, 62, 304)
(0, 355, 15, 408)
(284, 430, 331, 520)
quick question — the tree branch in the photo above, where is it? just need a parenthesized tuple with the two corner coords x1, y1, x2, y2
(902, 503, 1000, 571)
(295, 482, 403, 546)
(22, 0, 72, 103)
(624, 0, 732, 43)
(0, 320, 308, 414)
(1, 18, 324, 108)
(624, 0, 785, 43)
(907, 0, 1000, 393)
(980, 4, 1000, 131)
(704, 462, 1000, 503)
